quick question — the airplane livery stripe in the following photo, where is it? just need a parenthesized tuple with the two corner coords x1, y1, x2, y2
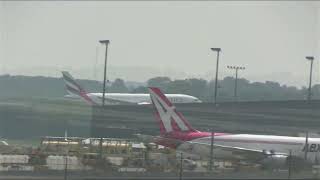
(78, 90, 98, 105)
(66, 85, 81, 96)
(63, 73, 82, 90)
(65, 80, 81, 92)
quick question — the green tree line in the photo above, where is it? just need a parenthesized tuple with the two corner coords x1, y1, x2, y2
(132, 76, 316, 102)
(0, 74, 318, 102)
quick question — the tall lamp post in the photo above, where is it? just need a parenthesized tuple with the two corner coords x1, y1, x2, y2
(306, 56, 315, 102)
(304, 131, 309, 160)
(211, 48, 221, 104)
(209, 129, 214, 171)
(227, 66, 245, 102)
(99, 40, 110, 106)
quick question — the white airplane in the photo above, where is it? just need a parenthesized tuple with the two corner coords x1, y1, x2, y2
(61, 71, 201, 105)
(144, 87, 320, 168)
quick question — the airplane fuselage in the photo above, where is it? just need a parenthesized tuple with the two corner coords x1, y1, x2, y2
(168, 133, 320, 163)
(87, 93, 201, 104)
(65, 93, 201, 105)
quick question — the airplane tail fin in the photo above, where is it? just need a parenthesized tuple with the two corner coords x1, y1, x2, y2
(148, 87, 196, 135)
(61, 71, 97, 105)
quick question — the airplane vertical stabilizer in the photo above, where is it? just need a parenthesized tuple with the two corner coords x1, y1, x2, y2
(148, 87, 196, 135)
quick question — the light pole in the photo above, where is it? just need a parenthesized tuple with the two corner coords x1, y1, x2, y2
(305, 131, 309, 160)
(306, 56, 314, 102)
(288, 149, 292, 179)
(209, 129, 214, 171)
(211, 48, 221, 104)
(227, 66, 245, 102)
(179, 152, 183, 180)
(99, 40, 110, 106)
(64, 141, 69, 180)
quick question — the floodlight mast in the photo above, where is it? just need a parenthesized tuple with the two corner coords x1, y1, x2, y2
(211, 48, 221, 105)
(227, 66, 246, 102)
(306, 56, 315, 102)
(99, 40, 110, 106)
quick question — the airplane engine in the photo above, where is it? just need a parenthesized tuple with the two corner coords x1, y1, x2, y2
(260, 155, 312, 170)
(260, 155, 288, 169)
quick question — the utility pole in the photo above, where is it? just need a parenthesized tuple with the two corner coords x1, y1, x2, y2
(210, 48, 221, 105)
(99, 40, 110, 106)
(179, 152, 183, 180)
(306, 56, 314, 102)
(64, 154, 68, 180)
(209, 129, 214, 171)
(99, 137, 103, 160)
(64, 142, 69, 180)
(305, 131, 309, 160)
(227, 66, 245, 102)
(288, 150, 292, 179)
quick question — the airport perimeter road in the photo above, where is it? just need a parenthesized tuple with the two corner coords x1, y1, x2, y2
(0, 176, 218, 180)
(0, 178, 301, 180)
(1, 177, 316, 180)
(0, 176, 61, 180)
(0, 172, 316, 180)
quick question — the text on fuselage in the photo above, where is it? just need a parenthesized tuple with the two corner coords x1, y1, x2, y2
(302, 144, 320, 152)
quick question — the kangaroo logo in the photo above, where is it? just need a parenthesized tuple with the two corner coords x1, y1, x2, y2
(150, 88, 189, 132)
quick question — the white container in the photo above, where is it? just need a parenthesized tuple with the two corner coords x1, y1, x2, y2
(118, 167, 146, 172)
(46, 155, 84, 170)
(107, 157, 124, 166)
(0, 165, 9, 171)
(0, 155, 29, 164)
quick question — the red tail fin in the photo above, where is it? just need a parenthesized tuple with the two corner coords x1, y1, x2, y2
(148, 87, 196, 135)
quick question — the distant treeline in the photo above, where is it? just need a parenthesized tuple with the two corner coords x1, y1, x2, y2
(0, 74, 319, 102)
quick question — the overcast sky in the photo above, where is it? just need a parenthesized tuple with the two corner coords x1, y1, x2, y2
(1, 1, 320, 87)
